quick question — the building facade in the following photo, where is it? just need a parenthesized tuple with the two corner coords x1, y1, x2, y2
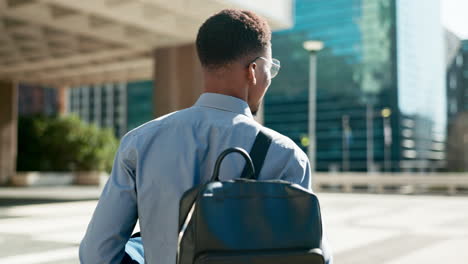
(463, 40, 468, 112)
(445, 30, 463, 124)
(68, 80, 153, 138)
(18, 84, 57, 116)
(126, 81, 154, 132)
(265, 0, 446, 172)
(446, 39, 468, 171)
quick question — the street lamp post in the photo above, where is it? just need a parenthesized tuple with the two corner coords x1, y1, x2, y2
(342, 115, 351, 171)
(303, 40, 324, 173)
(381, 108, 392, 172)
(366, 99, 376, 173)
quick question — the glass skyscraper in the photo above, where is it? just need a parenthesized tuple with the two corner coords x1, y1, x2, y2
(463, 40, 468, 112)
(126, 80, 154, 132)
(446, 39, 468, 171)
(265, 0, 446, 172)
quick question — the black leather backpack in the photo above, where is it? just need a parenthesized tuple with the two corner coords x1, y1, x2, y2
(176, 130, 325, 264)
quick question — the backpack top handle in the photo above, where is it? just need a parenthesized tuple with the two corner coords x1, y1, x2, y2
(210, 147, 255, 182)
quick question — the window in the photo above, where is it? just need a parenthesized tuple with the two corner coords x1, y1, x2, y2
(456, 54, 463, 67)
(449, 74, 457, 90)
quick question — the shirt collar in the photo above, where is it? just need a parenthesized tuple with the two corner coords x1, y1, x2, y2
(194, 92, 254, 119)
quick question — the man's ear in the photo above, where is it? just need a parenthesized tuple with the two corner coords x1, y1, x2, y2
(247, 63, 257, 85)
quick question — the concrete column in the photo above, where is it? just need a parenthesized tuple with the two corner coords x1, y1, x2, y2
(0, 81, 18, 185)
(57, 86, 68, 115)
(153, 43, 204, 117)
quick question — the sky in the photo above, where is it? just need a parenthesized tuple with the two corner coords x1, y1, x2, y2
(441, 0, 468, 39)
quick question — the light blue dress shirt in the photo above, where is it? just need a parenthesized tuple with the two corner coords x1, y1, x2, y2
(79, 92, 332, 264)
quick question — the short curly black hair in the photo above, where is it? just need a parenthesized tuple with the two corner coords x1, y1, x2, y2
(196, 9, 271, 69)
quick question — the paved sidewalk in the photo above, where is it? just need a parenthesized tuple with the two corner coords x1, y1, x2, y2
(320, 193, 468, 264)
(0, 186, 102, 207)
(0, 190, 467, 264)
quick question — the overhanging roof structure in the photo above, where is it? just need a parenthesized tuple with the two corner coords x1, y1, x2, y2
(0, 0, 293, 87)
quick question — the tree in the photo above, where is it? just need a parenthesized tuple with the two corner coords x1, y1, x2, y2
(17, 115, 118, 172)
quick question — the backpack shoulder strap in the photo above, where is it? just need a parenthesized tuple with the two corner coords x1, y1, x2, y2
(241, 129, 272, 180)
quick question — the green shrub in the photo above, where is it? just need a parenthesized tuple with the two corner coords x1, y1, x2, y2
(17, 115, 118, 172)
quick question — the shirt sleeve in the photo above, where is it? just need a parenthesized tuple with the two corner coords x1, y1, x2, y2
(79, 134, 138, 264)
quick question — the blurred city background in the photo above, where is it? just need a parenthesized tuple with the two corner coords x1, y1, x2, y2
(0, 0, 467, 263)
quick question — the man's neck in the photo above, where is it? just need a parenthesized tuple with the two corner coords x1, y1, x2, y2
(203, 88, 246, 102)
(203, 71, 248, 102)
